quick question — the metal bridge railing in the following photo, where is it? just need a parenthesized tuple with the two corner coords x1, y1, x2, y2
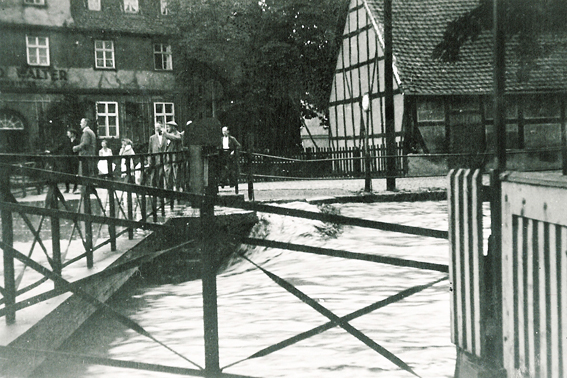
(1, 152, 451, 378)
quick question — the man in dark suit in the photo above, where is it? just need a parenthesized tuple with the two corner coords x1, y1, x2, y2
(220, 126, 241, 187)
(148, 122, 166, 187)
(163, 120, 183, 190)
(73, 118, 96, 177)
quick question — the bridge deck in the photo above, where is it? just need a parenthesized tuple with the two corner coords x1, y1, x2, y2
(0, 186, 255, 377)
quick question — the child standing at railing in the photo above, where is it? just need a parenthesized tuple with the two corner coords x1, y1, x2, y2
(119, 138, 140, 184)
(97, 140, 114, 176)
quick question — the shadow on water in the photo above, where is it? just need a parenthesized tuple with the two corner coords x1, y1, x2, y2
(34, 201, 463, 378)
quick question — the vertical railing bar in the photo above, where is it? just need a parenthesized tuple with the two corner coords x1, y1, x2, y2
(49, 183, 62, 290)
(463, 169, 472, 353)
(108, 158, 117, 251)
(1, 163, 16, 324)
(126, 156, 134, 239)
(160, 153, 165, 217)
(201, 149, 220, 375)
(447, 169, 456, 345)
(151, 155, 158, 223)
(471, 169, 483, 357)
(83, 184, 93, 269)
(247, 136, 255, 201)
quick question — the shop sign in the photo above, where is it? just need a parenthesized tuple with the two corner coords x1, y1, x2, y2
(0, 66, 69, 88)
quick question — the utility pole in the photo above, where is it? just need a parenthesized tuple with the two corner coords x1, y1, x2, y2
(487, 0, 506, 372)
(384, 0, 396, 191)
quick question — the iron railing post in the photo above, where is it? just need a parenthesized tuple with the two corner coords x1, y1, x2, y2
(83, 183, 94, 269)
(201, 150, 220, 376)
(48, 183, 62, 288)
(126, 156, 134, 239)
(247, 134, 255, 201)
(151, 154, 158, 223)
(160, 153, 166, 217)
(1, 163, 16, 324)
(108, 157, 117, 251)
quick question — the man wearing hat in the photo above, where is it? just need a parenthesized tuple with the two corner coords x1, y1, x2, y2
(163, 120, 183, 190)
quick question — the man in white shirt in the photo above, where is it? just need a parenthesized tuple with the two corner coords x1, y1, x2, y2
(148, 122, 166, 187)
(220, 126, 241, 187)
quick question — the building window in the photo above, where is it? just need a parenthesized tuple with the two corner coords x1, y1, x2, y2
(24, 0, 45, 5)
(95, 40, 115, 69)
(160, 0, 168, 15)
(96, 102, 119, 138)
(124, 0, 139, 13)
(88, 0, 101, 11)
(26, 36, 50, 66)
(154, 102, 174, 125)
(154, 44, 172, 71)
(417, 99, 444, 122)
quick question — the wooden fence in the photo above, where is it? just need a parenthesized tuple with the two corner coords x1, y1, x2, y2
(448, 169, 487, 359)
(501, 173, 567, 378)
(247, 143, 406, 180)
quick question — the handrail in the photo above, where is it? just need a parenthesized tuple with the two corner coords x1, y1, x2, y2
(0, 148, 453, 377)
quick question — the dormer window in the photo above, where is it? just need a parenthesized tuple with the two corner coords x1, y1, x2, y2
(124, 0, 139, 14)
(24, 0, 45, 5)
(88, 0, 101, 11)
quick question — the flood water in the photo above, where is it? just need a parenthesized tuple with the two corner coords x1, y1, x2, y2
(36, 201, 457, 378)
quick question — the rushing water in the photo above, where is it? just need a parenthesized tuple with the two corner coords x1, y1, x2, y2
(36, 201, 457, 378)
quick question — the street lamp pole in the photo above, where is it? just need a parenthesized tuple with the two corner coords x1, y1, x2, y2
(362, 93, 372, 192)
(384, 0, 396, 191)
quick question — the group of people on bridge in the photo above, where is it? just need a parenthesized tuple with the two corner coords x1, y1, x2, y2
(49, 118, 241, 193)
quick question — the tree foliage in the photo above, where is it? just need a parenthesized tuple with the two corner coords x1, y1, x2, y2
(172, 0, 348, 152)
(433, 0, 567, 72)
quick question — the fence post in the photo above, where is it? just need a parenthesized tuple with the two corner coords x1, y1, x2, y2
(201, 151, 220, 376)
(247, 134, 255, 201)
(1, 163, 16, 324)
(83, 184, 94, 269)
(126, 156, 134, 239)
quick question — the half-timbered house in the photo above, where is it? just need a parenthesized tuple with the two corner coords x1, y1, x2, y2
(329, 0, 567, 173)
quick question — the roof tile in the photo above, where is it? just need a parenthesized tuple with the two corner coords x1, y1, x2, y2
(366, 0, 567, 94)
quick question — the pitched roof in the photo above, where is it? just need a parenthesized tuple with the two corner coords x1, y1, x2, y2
(365, 0, 567, 95)
(70, 0, 176, 36)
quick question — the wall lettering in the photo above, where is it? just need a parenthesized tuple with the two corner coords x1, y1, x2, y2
(15, 67, 68, 81)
